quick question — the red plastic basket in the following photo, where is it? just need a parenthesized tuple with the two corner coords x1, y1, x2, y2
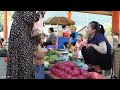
(63, 32, 70, 37)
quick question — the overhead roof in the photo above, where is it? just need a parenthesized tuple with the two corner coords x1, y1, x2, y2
(74, 11, 112, 16)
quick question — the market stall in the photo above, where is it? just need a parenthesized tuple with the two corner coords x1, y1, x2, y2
(44, 49, 105, 79)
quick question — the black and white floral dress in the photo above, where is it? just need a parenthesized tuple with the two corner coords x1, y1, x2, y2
(6, 11, 40, 79)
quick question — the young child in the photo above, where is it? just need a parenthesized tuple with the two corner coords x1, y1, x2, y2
(33, 33, 50, 79)
(74, 34, 86, 56)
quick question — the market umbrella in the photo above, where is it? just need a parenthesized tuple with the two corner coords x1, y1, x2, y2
(44, 16, 75, 26)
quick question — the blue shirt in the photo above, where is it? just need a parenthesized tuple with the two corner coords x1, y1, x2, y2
(70, 32, 78, 46)
(88, 34, 111, 55)
(72, 32, 78, 43)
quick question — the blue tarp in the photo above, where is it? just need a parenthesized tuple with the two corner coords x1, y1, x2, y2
(56, 37, 70, 49)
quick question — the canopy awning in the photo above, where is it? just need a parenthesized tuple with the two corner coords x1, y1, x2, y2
(74, 11, 112, 16)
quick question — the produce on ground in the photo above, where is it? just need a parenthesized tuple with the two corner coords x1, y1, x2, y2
(50, 61, 91, 79)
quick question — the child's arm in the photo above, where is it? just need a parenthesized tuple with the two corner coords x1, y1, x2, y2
(43, 49, 51, 56)
(68, 38, 73, 48)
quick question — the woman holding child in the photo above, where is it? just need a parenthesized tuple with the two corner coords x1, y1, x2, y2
(6, 11, 46, 79)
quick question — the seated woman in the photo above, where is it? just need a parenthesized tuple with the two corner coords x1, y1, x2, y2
(81, 21, 112, 74)
(42, 27, 56, 47)
(63, 26, 78, 50)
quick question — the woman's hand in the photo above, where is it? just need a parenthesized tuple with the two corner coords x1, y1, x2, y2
(86, 44, 94, 48)
(79, 43, 85, 50)
(39, 11, 46, 18)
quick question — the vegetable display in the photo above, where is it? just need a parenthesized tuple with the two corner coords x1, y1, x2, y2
(44, 50, 58, 64)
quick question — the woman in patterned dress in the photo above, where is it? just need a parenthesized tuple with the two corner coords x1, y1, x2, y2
(6, 11, 45, 79)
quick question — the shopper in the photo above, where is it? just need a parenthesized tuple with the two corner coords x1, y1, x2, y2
(6, 11, 45, 79)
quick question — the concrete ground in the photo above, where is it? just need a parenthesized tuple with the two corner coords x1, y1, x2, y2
(0, 57, 7, 79)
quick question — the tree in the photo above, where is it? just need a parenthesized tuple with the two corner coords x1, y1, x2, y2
(103, 23, 112, 37)
(0, 11, 4, 32)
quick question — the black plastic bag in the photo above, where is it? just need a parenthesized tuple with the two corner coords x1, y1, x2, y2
(0, 49, 7, 57)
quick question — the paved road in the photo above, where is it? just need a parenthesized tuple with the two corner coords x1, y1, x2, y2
(0, 57, 7, 79)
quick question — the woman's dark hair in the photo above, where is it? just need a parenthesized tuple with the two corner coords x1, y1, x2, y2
(89, 21, 105, 35)
(49, 27, 54, 32)
(62, 25, 66, 29)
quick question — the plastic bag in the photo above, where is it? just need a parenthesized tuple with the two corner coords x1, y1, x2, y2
(32, 12, 44, 38)
(89, 72, 105, 79)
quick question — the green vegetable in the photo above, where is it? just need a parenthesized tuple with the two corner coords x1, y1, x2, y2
(52, 55, 58, 60)
(49, 50, 57, 55)
(45, 56, 50, 61)
(46, 50, 57, 56)
(72, 53, 75, 57)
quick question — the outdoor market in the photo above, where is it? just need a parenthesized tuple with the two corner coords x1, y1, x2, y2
(0, 11, 120, 79)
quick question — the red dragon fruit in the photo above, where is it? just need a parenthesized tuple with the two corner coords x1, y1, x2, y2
(71, 77, 78, 79)
(59, 71, 66, 78)
(59, 66, 67, 71)
(78, 75, 86, 79)
(68, 62, 76, 68)
(72, 69, 80, 76)
(80, 69, 91, 79)
(64, 75, 73, 79)
(51, 68, 58, 75)
(63, 73, 68, 79)
(64, 67, 71, 73)
(74, 67, 81, 71)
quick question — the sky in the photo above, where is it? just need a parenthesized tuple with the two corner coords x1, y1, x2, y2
(43, 11, 112, 34)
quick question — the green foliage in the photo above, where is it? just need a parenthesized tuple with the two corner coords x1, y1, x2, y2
(0, 11, 14, 32)
(103, 23, 112, 37)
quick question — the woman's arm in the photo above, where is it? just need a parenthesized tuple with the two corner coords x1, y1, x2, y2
(22, 11, 40, 23)
(93, 41, 107, 54)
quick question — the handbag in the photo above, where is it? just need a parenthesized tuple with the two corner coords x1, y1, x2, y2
(0, 48, 7, 57)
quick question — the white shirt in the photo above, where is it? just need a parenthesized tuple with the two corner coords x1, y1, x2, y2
(65, 28, 71, 33)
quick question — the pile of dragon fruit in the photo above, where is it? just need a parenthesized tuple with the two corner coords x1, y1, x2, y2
(50, 61, 91, 79)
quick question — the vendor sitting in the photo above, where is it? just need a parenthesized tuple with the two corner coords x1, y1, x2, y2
(81, 21, 112, 74)
(63, 26, 78, 50)
(42, 27, 56, 47)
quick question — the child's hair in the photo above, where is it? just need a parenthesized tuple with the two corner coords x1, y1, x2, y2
(78, 34, 83, 41)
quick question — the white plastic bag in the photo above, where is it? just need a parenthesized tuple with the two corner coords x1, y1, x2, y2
(32, 11, 45, 37)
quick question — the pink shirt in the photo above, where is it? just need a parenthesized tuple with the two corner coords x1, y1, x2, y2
(75, 41, 85, 53)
